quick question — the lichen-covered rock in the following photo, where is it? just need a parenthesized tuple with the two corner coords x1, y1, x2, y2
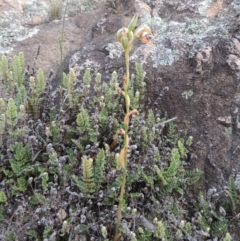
(0, 0, 106, 54)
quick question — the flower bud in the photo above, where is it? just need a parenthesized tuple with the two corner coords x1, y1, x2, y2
(45, 126, 52, 138)
(101, 225, 108, 238)
(128, 14, 138, 31)
(121, 35, 129, 50)
(127, 30, 134, 41)
(29, 76, 35, 88)
(135, 91, 140, 99)
(116, 27, 128, 41)
(20, 105, 25, 113)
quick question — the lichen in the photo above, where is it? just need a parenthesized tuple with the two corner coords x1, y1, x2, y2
(231, 0, 240, 13)
(198, 0, 213, 16)
(141, 9, 229, 67)
(69, 0, 105, 13)
(105, 42, 124, 60)
(0, 15, 39, 54)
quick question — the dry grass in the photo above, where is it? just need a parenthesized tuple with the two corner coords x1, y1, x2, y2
(49, 0, 62, 20)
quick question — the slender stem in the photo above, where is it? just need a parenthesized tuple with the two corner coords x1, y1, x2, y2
(124, 50, 130, 113)
(59, 0, 69, 85)
(115, 47, 131, 241)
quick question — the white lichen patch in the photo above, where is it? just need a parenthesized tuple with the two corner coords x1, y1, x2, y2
(0, 0, 48, 54)
(198, 0, 214, 16)
(140, 3, 229, 67)
(105, 42, 124, 60)
(0, 16, 39, 54)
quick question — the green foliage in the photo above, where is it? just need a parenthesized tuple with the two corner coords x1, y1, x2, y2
(223, 232, 232, 241)
(130, 62, 146, 109)
(63, 68, 77, 107)
(76, 107, 92, 142)
(12, 177, 27, 193)
(41, 172, 49, 189)
(185, 222, 192, 234)
(72, 156, 95, 195)
(83, 68, 91, 85)
(43, 226, 53, 238)
(141, 168, 154, 188)
(211, 220, 228, 237)
(182, 169, 203, 186)
(12, 52, 24, 86)
(0, 205, 4, 221)
(6, 98, 18, 134)
(177, 138, 188, 158)
(26, 230, 40, 240)
(16, 85, 27, 107)
(94, 149, 105, 191)
(27, 71, 46, 119)
(226, 176, 239, 214)
(8, 143, 32, 179)
(29, 193, 46, 205)
(165, 148, 180, 178)
(0, 191, 7, 203)
(155, 220, 166, 239)
(195, 192, 229, 238)
(7, 231, 15, 241)
(36, 68, 46, 98)
(0, 55, 9, 80)
(168, 121, 178, 143)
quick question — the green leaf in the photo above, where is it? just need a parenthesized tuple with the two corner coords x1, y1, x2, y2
(0, 55, 9, 80)
(83, 68, 91, 85)
(94, 149, 105, 190)
(0, 191, 7, 203)
(0, 205, 4, 221)
(7, 231, 15, 241)
(6, 98, 18, 126)
(43, 226, 52, 238)
(26, 230, 40, 240)
(29, 193, 46, 205)
(34, 68, 45, 101)
(77, 224, 89, 232)
(12, 54, 24, 86)
(9, 159, 22, 174)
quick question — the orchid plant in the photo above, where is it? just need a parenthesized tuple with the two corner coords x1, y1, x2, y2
(114, 14, 152, 241)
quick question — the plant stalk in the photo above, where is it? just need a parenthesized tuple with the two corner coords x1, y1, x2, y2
(114, 46, 131, 241)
